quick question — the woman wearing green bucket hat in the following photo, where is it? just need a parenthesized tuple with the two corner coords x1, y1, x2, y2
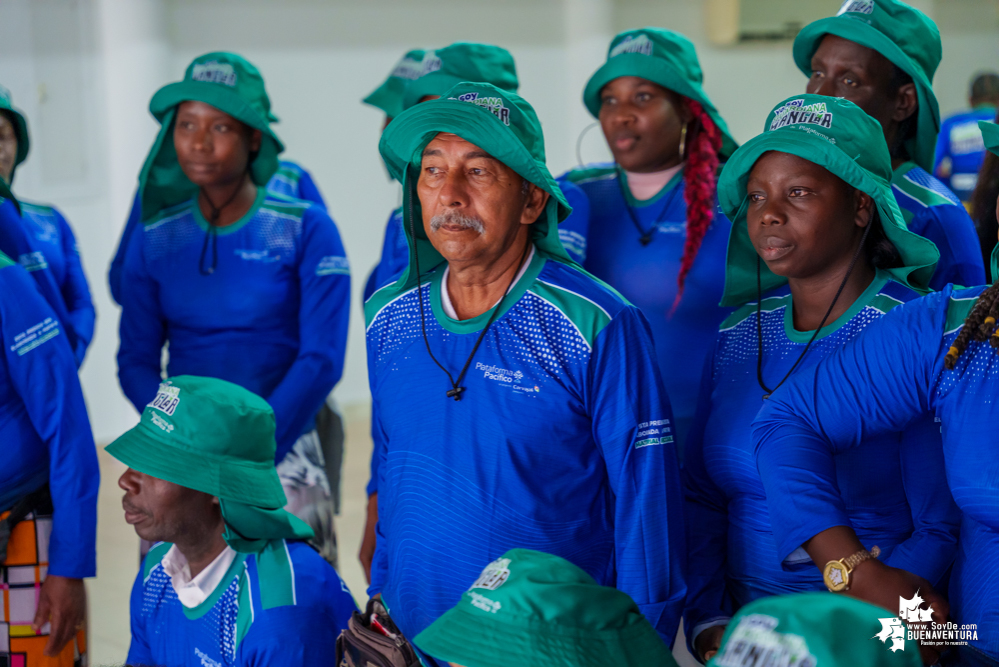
(561, 27, 739, 451)
(795, 0, 984, 293)
(684, 94, 960, 662)
(116, 52, 350, 567)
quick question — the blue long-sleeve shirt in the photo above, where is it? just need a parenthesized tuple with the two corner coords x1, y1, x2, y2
(117, 189, 350, 461)
(128, 539, 357, 667)
(753, 283, 999, 660)
(109, 160, 326, 306)
(684, 273, 960, 654)
(0, 252, 98, 579)
(561, 164, 731, 445)
(366, 247, 686, 650)
(892, 162, 984, 290)
(933, 106, 997, 202)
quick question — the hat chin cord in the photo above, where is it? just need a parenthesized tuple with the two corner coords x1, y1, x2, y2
(197, 172, 249, 276)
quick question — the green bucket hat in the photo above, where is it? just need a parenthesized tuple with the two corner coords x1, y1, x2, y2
(717, 94, 939, 306)
(137, 52, 285, 222)
(979, 120, 999, 280)
(414, 549, 678, 667)
(106, 375, 313, 553)
(583, 28, 738, 160)
(708, 592, 921, 667)
(0, 86, 29, 185)
(363, 49, 427, 120)
(793, 0, 941, 172)
(401, 43, 519, 112)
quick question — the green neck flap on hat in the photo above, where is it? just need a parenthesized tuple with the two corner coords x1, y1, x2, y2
(793, 0, 941, 171)
(137, 52, 285, 222)
(981, 120, 999, 282)
(401, 43, 519, 112)
(0, 173, 19, 214)
(583, 27, 738, 160)
(717, 94, 939, 307)
(0, 85, 30, 186)
(365, 82, 574, 327)
(363, 49, 427, 119)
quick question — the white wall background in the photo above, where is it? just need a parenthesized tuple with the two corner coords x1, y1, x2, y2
(1, 0, 997, 443)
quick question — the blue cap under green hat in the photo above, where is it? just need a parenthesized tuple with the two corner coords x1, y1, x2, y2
(401, 43, 519, 112)
(708, 592, 920, 667)
(583, 28, 738, 160)
(363, 49, 427, 120)
(106, 375, 313, 553)
(717, 94, 939, 307)
(0, 85, 29, 185)
(137, 52, 285, 222)
(415, 549, 678, 667)
(793, 0, 941, 172)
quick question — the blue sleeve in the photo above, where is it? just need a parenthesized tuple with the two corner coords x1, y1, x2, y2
(880, 412, 960, 585)
(125, 567, 152, 666)
(294, 168, 327, 209)
(911, 205, 986, 290)
(933, 119, 951, 178)
(266, 206, 350, 460)
(117, 226, 167, 412)
(109, 189, 142, 307)
(557, 180, 590, 264)
(0, 264, 98, 578)
(366, 210, 408, 303)
(367, 340, 389, 595)
(588, 306, 686, 645)
(366, 398, 386, 497)
(751, 291, 946, 563)
(54, 209, 95, 365)
(238, 605, 341, 666)
(683, 345, 734, 654)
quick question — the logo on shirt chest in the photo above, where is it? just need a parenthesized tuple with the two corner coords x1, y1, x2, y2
(475, 362, 540, 395)
(194, 647, 223, 667)
(234, 248, 282, 263)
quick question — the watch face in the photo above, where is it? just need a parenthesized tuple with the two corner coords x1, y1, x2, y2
(824, 561, 849, 592)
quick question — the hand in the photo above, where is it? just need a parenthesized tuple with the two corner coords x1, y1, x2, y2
(695, 624, 726, 662)
(359, 493, 378, 583)
(32, 575, 86, 656)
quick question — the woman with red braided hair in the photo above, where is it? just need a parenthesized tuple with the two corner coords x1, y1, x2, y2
(561, 28, 738, 449)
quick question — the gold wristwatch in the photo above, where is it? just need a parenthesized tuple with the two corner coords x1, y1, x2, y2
(823, 545, 881, 592)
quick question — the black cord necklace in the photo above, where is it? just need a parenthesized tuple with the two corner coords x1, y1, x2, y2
(409, 197, 531, 401)
(617, 170, 682, 246)
(756, 223, 872, 399)
(198, 182, 246, 275)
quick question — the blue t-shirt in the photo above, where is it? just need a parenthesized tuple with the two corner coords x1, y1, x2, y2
(753, 283, 999, 660)
(366, 247, 686, 652)
(933, 107, 996, 202)
(561, 163, 731, 442)
(109, 160, 327, 306)
(128, 539, 357, 667)
(0, 253, 98, 579)
(892, 162, 984, 290)
(117, 189, 350, 460)
(684, 273, 960, 651)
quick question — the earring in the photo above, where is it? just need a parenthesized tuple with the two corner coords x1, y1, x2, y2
(678, 123, 688, 161)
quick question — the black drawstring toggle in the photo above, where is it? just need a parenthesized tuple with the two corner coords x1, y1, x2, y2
(445, 387, 465, 401)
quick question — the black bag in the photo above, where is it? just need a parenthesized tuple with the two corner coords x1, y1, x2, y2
(336, 597, 420, 667)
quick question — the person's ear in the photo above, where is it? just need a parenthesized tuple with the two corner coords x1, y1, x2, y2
(892, 82, 918, 123)
(520, 183, 550, 226)
(249, 129, 263, 153)
(855, 191, 876, 228)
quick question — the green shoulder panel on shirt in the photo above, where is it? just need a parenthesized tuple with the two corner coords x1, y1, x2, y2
(142, 542, 173, 582)
(18, 200, 56, 217)
(145, 199, 195, 228)
(867, 293, 905, 315)
(256, 539, 297, 611)
(561, 164, 616, 186)
(720, 294, 791, 331)
(260, 197, 310, 218)
(891, 163, 956, 209)
(236, 566, 254, 650)
(528, 278, 613, 348)
(0, 251, 14, 270)
(945, 292, 980, 334)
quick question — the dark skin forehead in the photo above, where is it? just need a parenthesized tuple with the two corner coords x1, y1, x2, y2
(808, 34, 898, 100)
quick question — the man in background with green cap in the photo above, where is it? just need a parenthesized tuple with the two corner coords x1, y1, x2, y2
(414, 549, 679, 667)
(366, 81, 685, 663)
(795, 0, 984, 291)
(112, 375, 357, 666)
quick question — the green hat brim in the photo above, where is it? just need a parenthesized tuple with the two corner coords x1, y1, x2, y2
(363, 80, 406, 118)
(717, 131, 939, 306)
(793, 19, 940, 172)
(414, 604, 676, 667)
(582, 53, 738, 160)
(0, 107, 30, 184)
(219, 499, 314, 553)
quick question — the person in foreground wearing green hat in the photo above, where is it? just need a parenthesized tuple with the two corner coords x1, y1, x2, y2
(112, 375, 357, 666)
(683, 93, 959, 663)
(753, 121, 999, 666)
(366, 81, 685, 663)
(795, 0, 983, 291)
(414, 549, 679, 667)
(116, 52, 350, 566)
(561, 27, 738, 452)
(707, 592, 921, 667)
(0, 85, 95, 366)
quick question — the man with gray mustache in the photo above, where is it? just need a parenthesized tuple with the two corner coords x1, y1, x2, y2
(363, 81, 686, 664)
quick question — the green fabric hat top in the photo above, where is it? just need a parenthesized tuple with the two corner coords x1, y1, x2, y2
(137, 52, 285, 222)
(0, 85, 30, 184)
(415, 549, 678, 667)
(708, 592, 921, 667)
(106, 375, 313, 553)
(793, 0, 942, 171)
(717, 93, 939, 306)
(401, 43, 519, 112)
(583, 27, 738, 160)
(363, 49, 427, 119)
